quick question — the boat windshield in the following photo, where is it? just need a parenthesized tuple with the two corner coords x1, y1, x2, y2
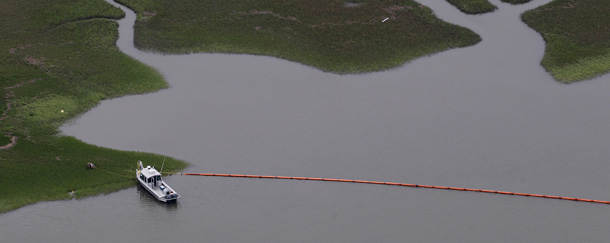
(156, 175, 161, 181)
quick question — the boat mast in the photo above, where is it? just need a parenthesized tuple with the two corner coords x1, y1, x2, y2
(160, 156, 166, 175)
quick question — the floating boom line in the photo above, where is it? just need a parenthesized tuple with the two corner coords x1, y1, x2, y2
(171, 173, 610, 205)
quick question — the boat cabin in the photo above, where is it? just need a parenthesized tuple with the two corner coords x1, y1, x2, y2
(139, 165, 162, 188)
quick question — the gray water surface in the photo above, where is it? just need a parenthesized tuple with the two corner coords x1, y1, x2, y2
(4, 0, 610, 242)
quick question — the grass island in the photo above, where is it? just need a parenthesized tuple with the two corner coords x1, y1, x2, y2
(445, 0, 498, 14)
(116, 0, 482, 73)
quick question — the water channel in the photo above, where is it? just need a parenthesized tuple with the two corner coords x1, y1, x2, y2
(3, 0, 610, 242)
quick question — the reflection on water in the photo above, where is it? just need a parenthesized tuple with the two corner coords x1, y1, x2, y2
(4, 0, 610, 242)
(136, 186, 181, 211)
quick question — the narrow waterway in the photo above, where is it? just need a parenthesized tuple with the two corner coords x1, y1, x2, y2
(4, 0, 610, 242)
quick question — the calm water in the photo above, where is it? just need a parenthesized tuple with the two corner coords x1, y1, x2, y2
(4, 0, 610, 242)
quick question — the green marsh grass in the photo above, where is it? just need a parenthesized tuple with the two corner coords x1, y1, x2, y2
(501, 0, 533, 4)
(1, 0, 187, 213)
(522, 0, 610, 83)
(443, 0, 532, 15)
(0, 135, 9, 146)
(116, 0, 481, 73)
(445, 0, 497, 14)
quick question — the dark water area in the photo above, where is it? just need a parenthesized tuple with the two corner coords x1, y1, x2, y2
(4, 0, 610, 242)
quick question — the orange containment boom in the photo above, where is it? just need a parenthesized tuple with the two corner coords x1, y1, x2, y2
(180, 173, 610, 205)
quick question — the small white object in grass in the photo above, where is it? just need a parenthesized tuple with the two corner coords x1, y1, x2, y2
(60, 110, 64, 113)
(382, 17, 389, 23)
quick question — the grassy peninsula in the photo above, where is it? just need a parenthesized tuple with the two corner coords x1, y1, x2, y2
(116, 0, 481, 73)
(522, 0, 610, 83)
(0, 0, 187, 213)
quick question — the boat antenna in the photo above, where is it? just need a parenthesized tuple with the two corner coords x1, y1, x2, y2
(160, 156, 166, 174)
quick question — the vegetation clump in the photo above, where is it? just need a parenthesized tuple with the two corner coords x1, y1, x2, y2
(501, 0, 533, 4)
(445, 0, 497, 14)
(116, 0, 482, 73)
(0, 0, 187, 213)
(443, 0, 533, 15)
(522, 0, 610, 82)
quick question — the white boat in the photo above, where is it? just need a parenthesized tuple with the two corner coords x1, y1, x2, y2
(136, 160, 180, 202)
